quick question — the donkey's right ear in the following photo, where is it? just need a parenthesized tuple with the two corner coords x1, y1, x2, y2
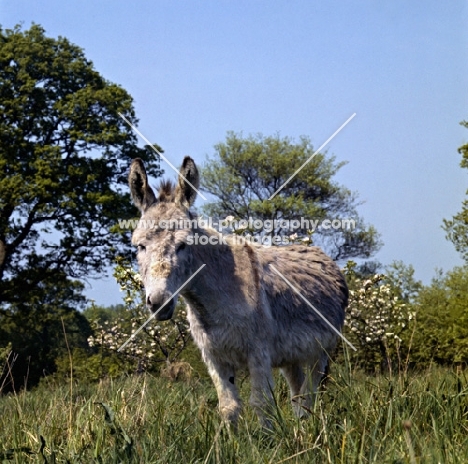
(128, 158, 157, 212)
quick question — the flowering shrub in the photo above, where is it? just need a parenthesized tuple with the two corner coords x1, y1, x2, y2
(342, 262, 416, 371)
(85, 257, 190, 375)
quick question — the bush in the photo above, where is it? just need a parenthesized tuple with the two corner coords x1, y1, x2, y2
(409, 267, 468, 365)
(342, 261, 416, 372)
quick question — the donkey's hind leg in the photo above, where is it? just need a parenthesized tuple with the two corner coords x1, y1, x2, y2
(304, 351, 328, 410)
(307, 353, 329, 395)
(281, 363, 311, 418)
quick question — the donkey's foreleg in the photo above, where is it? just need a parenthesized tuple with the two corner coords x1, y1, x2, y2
(248, 358, 275, 429)
(205, 358, 241, 425)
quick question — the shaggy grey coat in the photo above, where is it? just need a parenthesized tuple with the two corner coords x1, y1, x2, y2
(128, 156, 348, 427)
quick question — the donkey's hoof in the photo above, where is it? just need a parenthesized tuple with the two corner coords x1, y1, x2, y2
(220, 406, 240, 427)
(292, 398, 312, 418)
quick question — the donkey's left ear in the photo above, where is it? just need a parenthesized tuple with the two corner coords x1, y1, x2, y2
(175, 156, 199, 208)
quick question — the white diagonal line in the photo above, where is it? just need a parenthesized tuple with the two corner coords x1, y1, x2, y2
(118, 113, 207, 201)
(269, 264, 356, 351)
(117, 264, 206, 352)
(269, 113, 356, 200)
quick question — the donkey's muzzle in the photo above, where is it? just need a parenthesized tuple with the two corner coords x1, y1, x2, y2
(147, 294, 176, 321)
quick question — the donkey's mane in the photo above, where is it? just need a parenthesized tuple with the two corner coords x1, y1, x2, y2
(157, 179, 176, 202)
(153, 178, 197, 220)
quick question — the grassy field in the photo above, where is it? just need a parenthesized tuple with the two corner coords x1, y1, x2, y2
(1, 361, 467, 463)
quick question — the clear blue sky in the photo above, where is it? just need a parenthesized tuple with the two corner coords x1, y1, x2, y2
(2, 1, 467, 305)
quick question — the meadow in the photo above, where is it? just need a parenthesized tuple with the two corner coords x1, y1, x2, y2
(1, 360, 467, 463)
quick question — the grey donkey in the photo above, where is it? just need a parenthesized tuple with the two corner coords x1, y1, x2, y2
(128, 156, 348, 428)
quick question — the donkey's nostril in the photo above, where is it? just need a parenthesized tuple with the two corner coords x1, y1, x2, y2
(146, 293, 162, 310)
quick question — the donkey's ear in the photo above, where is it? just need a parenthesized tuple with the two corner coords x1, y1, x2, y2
(175, 156, 199, 208)
(128, 158, 157, 212)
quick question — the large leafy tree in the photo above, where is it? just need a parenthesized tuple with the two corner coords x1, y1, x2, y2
(443, 120, 468, 261)
(201, 132, 381, 260)
(0, 24, 162, 388)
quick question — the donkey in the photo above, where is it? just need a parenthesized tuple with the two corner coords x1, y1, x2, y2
(128, 156, 348, 428)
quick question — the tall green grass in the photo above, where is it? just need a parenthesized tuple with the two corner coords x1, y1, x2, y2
(1, 362, 467, 463)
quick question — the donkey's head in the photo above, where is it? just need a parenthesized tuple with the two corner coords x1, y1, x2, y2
(128, 156, 199, 320)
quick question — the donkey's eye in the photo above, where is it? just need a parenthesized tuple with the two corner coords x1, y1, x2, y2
(137, 244, 146, 253)
(176, 242, 186, 253)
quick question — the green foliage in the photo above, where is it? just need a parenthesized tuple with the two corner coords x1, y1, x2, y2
(384, 260, 423, 303)
(51, 305, 137, 383)
(55, 347, 135, 383)
(0, 24, 163, 388)
(0, 342, 12, 393)
(1, 366, 467, 462)
(201, 132, 381, 260)
(410, 266, 468, 365)
(0, 342, 12, 366)
(0, 23, 162, 302)
(443, 120, 468, 262)
(0, 277, 91, 391)
(83, 303, 126, 325)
